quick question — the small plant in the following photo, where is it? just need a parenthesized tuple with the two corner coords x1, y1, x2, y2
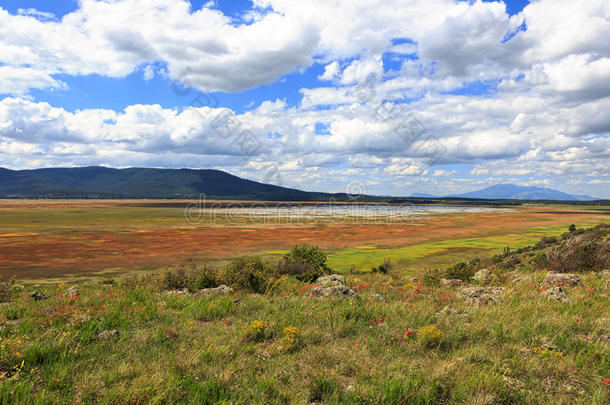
(277, 326, 302, 352)
(532, 345, 563, 359)
(243, 320, 270, 342)
(0, 276, 15, 303)
(417, 325, 444, 348)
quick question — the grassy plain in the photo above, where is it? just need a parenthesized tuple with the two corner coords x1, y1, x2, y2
(1, 200, 609, 281)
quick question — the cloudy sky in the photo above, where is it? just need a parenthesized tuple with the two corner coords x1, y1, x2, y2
(0, 0, 609, 197)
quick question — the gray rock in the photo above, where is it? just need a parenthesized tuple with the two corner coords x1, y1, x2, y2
(165, 288, 189, 296)
(310, 284, 358, 299)
(543, 272, 581, 287)
(29, 291, 49, 301)
(472, 269, 491, 284)
(369, 293, 386, 302)
(194, 285, 234, 297)
(97, 329, 120, 340)
(65, 286, 79, 297)
(543, 286, 570, 303)
(316, 274, 346, 286)
(439, 278, 463, 287)
(511, 273, 532, 284)
(458, 286, 505, 306)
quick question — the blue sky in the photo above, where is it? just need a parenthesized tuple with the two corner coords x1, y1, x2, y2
(0, 0, 609, 198)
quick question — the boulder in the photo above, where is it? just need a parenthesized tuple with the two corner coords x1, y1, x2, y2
(165, 288, 189, 296)
(29, 291, 49, 301)
(369, 293, 386, 302)
(458, 286, 505, 306)
(543, 272, 581, 287)
(472, 269, 491, 284)
(310, 284, 358, 299)
(316, 274, 346, 286)
(543, 286, 570, 303)
(511, 273, 532, 284)
(439, 278, 463, 287)
(193, 285, 234, 297)
(65, 286, 79, 297)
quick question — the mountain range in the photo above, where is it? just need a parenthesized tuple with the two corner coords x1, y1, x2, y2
(0, 167, 598, 201)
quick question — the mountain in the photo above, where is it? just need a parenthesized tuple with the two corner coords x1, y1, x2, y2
(447, 184, 595, 201)
(0, 166, 331, 200)
(409, 192, 437, 198)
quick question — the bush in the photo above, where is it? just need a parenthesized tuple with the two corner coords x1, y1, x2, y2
(546, 234, 609, 273)
(372, 258, 392, 274)
(222, 256, 275, 294)
(0, 276, 15, 303)
(277, 326, 302, 353)
(243, 320, 271, 342)
(158, 265, 220, 292)
(417, 325, 444, 348)
(536, 236, 558, 249)
(278, 244, 331, 282)
(444, 261, 476, 281)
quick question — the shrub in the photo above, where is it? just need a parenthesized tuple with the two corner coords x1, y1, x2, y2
(546, 234, 610, 273)
(243, 320, 270, 342)
(278, 244, 331, 282)
(158, 265, 220, 292)
(277, 326, 302, 353)
(0, 276, 15, 303)
(222, 256, 275, 294)
(417, 325, 444, 348)
(372, 258, 392, 274)
(444, 261, 476, 281)
(536, 236, 558, 249)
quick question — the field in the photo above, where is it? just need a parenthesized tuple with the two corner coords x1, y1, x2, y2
(1, 200, 609, 282)
(1, 217, 609, 404)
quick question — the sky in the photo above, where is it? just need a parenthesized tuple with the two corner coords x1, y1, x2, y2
(0, 0, 609, 198)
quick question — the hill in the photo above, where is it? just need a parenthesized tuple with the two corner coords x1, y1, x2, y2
(0, 166, 326, 200)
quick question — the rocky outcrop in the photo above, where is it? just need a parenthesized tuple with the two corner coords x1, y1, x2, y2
(65, 286, 79, 297)
(29, 291, 49, 301)
(472, 269, 491, 284)
(543, 272, 581, 287)
(439, 278, 463, 287)
(543, 286, 570, 303)
(310, 274, 358, 299)
(193, 285, 234, 297)
(458, 286, 505, 306)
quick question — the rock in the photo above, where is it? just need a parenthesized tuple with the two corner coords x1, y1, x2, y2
(543, 286, 570, 303)
(542, 272, 581, 287)
(316, 274, 346, 286)
(436, 306, 466, 317)
(511, 273, 532, 284)
(165, 288, 189, 296)
(193, 285, 234, 297)
(369, 293, 386, 302)
(458, 287, 505, 306)
(439, 278, 463, 287)
(29, 291, 49, 301)
(472, 269, 491, 284)
(65, 286, 79, 297)
(602, 270, 610, 276)
(310, 284, 358, 299)
(97, 329, 120, 340)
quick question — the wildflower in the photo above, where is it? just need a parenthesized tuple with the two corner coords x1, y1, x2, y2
(403, 330, 413, 339)
(354, 343, 359, 348)
(312, 305, 317, 309)
(604, 378, 610, 387)
(223, 321, 228, 325)
(578, 317, 583, 326)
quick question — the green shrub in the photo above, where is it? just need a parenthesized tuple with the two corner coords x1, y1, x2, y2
(277, 244, 331, 282)
(158, 265, 220, 292)
(372, 258, 392, 274)
(418, 325, 444, 348)
(0, 276, 15, 303)
(547, 234, 610, 273)
(222, 256, 275, 293)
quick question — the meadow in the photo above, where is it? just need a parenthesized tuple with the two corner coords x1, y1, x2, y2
(0, 221, 609, 404)
(1, 200, 609, 281)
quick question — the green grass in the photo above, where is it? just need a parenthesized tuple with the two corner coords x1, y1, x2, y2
(1, 262, 609, 403)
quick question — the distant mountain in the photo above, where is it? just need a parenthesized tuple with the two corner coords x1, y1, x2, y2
(447, 184, 595, 201)
(0, 166, 331, 200)
(409, 192, 437, 198)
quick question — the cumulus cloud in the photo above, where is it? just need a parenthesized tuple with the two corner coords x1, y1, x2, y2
(0, 0, 609, 197)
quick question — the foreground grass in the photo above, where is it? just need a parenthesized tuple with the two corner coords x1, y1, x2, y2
(1, 269, 609, 404)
